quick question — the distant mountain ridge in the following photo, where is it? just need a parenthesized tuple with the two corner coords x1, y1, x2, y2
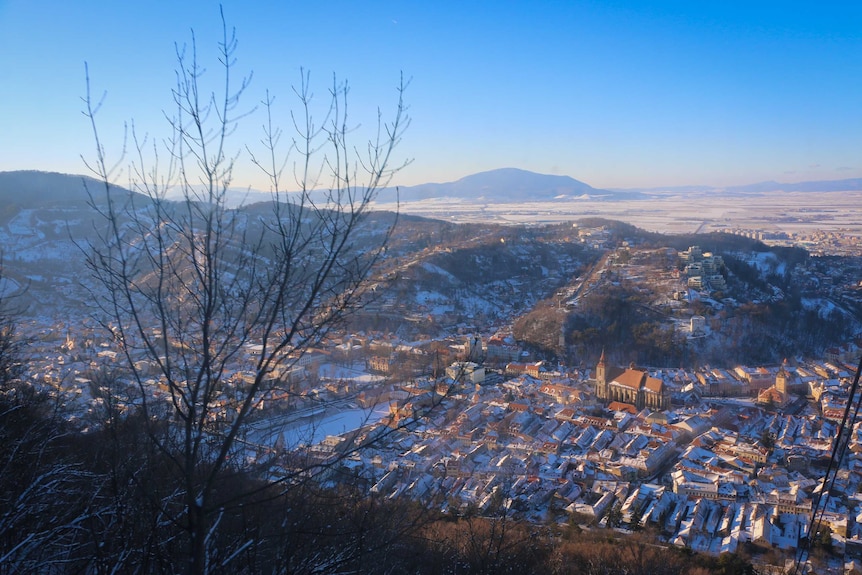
(382, 169, 862, 203)
(380, 167, 644, 203)
(2, 169, 861, 210)
(0, 170, 141, 209)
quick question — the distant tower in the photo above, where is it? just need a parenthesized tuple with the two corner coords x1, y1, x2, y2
(776, 359, 790, 395)
(596, 349, 609, 401)
(468, 335, 482, 360)
(596, 349, 607, 386)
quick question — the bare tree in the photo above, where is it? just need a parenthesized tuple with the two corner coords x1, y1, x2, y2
(0, 265, 100, 573)
(0, 262, 23, 391)
(82, 10, 408, 574)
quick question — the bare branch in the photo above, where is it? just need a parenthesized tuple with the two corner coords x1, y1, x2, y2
(81, 10, 409, 575)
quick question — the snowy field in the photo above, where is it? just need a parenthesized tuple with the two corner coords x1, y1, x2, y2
(245, 403, 390, 450)
(297, 404, 389, 442)
(244, 363, 389, 450)
(318, 363, 386, 385)
(373, 190, 862, 235)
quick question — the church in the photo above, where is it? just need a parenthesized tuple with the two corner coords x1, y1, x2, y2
(594, 350, 671, 411)
(756, 359, 797, 408)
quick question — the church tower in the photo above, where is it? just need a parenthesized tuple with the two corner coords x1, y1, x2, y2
(776, 359, 790, 395)
(595, 349, 608, 401)
(596, 349, 607, 385)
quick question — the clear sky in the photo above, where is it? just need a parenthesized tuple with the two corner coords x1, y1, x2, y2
(1, 0, 860, 190)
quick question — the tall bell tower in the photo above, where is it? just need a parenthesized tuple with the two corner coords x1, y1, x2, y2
(595, 349, 608, 401)
(776, 359, 790, 395)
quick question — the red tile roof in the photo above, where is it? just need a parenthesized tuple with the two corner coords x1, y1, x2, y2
(644, 376, 663, 393)
(613, 369, 645, 390)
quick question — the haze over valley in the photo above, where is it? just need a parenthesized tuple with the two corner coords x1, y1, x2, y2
(376, 168, 862, 241)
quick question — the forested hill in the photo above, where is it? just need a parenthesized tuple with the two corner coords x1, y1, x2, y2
(1, 171, 858, 368)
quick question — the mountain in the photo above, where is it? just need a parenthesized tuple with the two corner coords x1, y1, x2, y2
(0, 170, 141, 209)
(378, 168, 644, 203)
(5, 169, 861, 213)
(383, 169, 862, 204)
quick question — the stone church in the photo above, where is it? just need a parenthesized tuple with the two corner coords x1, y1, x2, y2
(594, 350, 671, 411)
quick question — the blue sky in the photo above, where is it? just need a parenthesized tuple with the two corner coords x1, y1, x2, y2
(1, 0, 860, 190)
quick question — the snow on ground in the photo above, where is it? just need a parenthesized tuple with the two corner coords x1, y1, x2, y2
(802, 297, 837, 318)
(14, 242, 80, 262)
(241, 363, 390, 449)
(414, 289, 454, 315)
(459, 294, 495, 315)
(246, 403, 390, 449)
(318, 363, 385, 384)
(7, 209, 40, 236)
(415, 290, 494, 317)
(374, 191, 862, 236)
(748, 251, 786, 276)
(420, 262, 457, 282)
(707, 397, 757, 408)
(294, 405, 389, 443)
(415, 290, 449, 305)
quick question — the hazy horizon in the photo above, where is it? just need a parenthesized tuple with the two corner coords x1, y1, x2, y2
(4, 165, 861, 198)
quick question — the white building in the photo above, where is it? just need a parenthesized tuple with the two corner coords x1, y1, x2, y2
(446, 361, 485, 385)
